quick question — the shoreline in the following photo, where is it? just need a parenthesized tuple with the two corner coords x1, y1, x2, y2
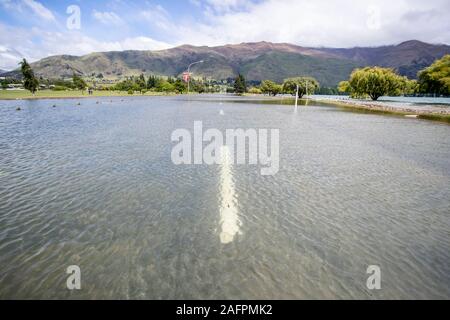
(0, 90, 176, 100)
(308, 96, 450, 124)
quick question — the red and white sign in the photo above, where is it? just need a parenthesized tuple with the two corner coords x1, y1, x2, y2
(182, 72, 191, 82)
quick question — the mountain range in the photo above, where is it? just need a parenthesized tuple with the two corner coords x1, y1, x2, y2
(2, 40, 449, 87)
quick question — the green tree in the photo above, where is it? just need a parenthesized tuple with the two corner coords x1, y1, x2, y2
(234, 73, 247, 94)
(342, 67, 405, 100)
(72, 73, 87, 91)
(397, 77, 418, 96)
(147, 75, 159, 89)
(19, 59, 39, 94)
(137, 73, 147, 92)
(338, 81, 351, 94)
(174, 79, 187, 93)
(248, 87, 262, 94)
(282, 77, 319, 98)
(260, 80, 282, 96)
(156, 80, 175, 93)
(418, 55, 450, 95)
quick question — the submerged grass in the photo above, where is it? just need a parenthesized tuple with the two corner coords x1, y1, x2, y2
(417, 114, 450, 123)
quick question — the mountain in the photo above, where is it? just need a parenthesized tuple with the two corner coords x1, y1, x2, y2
(319, 40, 450, 79)
(4, 40, 450, 87)
(0, 69, 6, 75)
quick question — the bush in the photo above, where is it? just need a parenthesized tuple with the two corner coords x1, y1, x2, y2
(248, 87, 262, 94)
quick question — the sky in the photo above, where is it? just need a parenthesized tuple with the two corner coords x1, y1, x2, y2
(0, 0, 449, 70)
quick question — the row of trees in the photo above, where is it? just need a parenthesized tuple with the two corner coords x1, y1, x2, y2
(110, 74, 224, 94)
(16, 59, 221, 95)
(338, 55, 450, 100)
(239, 76, 320, 98)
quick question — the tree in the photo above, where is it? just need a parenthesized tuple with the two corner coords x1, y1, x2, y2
(147, 75, 159, 89)
(19, 59, 39, 94)
(156, 80, 175, 93)
(342, 67, 405, 100)
(418, 55, 450, 96)
(397, 77, 418, 96)
(234, 73, 247, 94)
(174, 79, 187, 93)
(137, 73, 147, 93)
(260, 80, 282, 96)
(72, 73, 87, 91)
(282, 77, 319, 98)
(338, 81, 351, 94)
(248, 87, 262, 94)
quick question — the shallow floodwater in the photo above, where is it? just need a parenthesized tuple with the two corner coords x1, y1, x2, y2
(312, 95, 450, 112)
(0, 95, 449, 299)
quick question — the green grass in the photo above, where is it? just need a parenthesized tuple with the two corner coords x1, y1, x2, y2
(0, 90, 173, 100)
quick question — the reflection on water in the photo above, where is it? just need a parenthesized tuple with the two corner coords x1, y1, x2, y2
(218, 146, 241, 244)
(0, 95, 449, 299)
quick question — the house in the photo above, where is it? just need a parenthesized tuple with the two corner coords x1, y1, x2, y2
(7, 83, 24, 90)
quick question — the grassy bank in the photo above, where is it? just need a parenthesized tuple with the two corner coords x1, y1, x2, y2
(0, 89, 174, 100)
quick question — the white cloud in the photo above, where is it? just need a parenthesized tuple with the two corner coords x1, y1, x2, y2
(202, 0, 253, 13)
(0, 23, 172, 70)
(1, 0, 449, 70)
(0, 0, 55, 21)
(189, 0, 201, 7)
(140, 5, 172, 31)
(22, 0, 55, 21)
(120, 36, 171, 51)
(92, 10, 124, 26)
(174, 0, 450, 47)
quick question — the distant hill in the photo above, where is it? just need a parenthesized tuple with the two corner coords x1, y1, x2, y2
(319, 40, 450, 80)
(3, 40, 450, 87)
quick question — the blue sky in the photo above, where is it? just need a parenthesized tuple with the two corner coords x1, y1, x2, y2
(1, 0, 449, 70)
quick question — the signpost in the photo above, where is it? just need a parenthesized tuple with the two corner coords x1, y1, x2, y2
(182, 72, 190, 83)
(185, 60, 204, 94)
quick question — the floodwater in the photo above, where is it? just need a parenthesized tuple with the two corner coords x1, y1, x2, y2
(311, 95, 450, 113)
(0, 95, 449, 299)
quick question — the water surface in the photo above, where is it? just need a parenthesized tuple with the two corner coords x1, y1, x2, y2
(0, 95, 449, 299)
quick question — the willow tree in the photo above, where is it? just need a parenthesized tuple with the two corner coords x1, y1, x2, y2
(260, 80, 282, 96)
(418, 55, 450, 95)
(341, 67, 407, 100)
(19, 59, 39, 95)
(282, 77, 319, 98)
